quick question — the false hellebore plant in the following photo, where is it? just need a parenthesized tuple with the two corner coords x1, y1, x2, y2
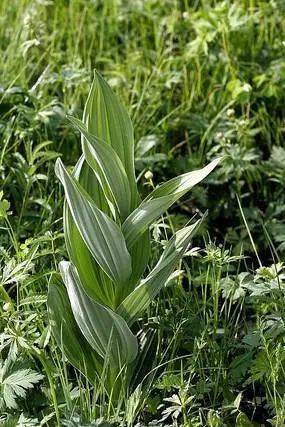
(48, 71, 221, 398)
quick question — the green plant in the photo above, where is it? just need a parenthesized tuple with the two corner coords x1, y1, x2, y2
(2, 0, 284, 423)
(0, 359, 43, 411)
(47, 71, 220, 400)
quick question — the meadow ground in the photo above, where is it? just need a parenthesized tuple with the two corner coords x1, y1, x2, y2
(0, 1, 285, 425)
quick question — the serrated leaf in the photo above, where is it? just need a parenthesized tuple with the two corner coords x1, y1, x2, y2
(2, 366, 43, 410)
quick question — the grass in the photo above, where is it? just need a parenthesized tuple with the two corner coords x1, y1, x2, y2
(0, 0, 285, 425)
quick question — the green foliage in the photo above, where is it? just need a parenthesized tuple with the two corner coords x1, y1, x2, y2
(48, 72, 219, 396)
(0, 360, 43, 410)
(0, 0, 285, 425)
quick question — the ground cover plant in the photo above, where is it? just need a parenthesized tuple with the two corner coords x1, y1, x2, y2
(0, 0, 285, 426)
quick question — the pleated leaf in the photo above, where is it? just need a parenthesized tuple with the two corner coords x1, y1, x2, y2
(63, 70, 135, 309)
(68, 116, 132, 221)
(47, 279, 101, 382)
(51, 71, 222, 388)
(60, 261, 138, 365)
(55, 158, 132, 287)
(118, 218, 203, 325)
(122, 157, 221, 248)
(63, 156, 115, 308)
(64, 202, 115, 306)
(127, 230, 151, 294)
(84, 70, 138, 209)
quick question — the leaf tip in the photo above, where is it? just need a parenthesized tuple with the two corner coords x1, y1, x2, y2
(54, 157, 63, 176)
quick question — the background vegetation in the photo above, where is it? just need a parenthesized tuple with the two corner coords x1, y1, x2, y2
(0, 0, 285, 425)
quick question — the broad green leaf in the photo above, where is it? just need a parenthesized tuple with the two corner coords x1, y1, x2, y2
(72, 155, 111, 217)
(64, 156, 115, 308)
(118, 219, 202, 324)
(64, 70, 137, 305)
(129, 329, 158, 390)
(64, 202, 115, 307)
(68, 116, 131, 221)
(47, 278, 101, 382)
(84, 70, 138, 209)
(55, 158, 132, 288)
(127, 230, 150, 294)
(63, 73, 116, 307)
(122, 157, 221, 248)
(60, 261, 138, 366)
